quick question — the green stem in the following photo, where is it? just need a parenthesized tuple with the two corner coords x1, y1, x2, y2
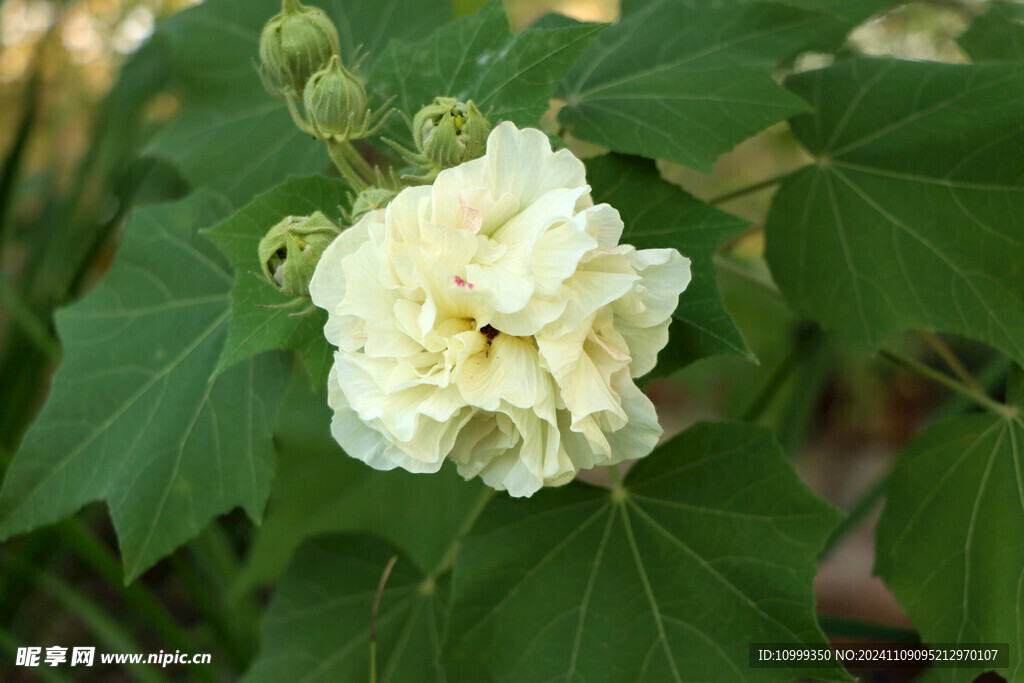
(741, 326, 822, 422)
(917, 330, 982, 393)
(606, 464, 623, 490)
(171, 550, 250, 673)
(0, 626, 72, 683)
(0, 275, 60, 363)
(327, 140, 369, 192)
(339, 141, 378, 186)
(818, 614, 918, 643)
(430, 488, 495, 579)
(819, 468, 891, 560)
(707, 170, 793, 206)
(6, 554, 168, 683)
(879, 347, 1014, 418)
(55, 519, 208, 676)
(370, 555, 397, 683)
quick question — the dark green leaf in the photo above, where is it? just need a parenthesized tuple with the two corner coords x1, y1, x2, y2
(765, 57, 1024, 365)
(147, 0, 452, 204)
(244, 535, 447, 682)
(588, 155, 753, 369)
(445, 421, 845, 682)
(875, 391, 1024, 680)
(203, 176, 351, 386)
(958, 1, 1024, 62)
(0, 193, 288, 580)
(236, 372, 486, 593)
(372, 0, 603, 148)
(557, 1, 831, 171)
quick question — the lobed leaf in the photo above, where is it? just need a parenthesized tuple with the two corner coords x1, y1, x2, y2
(243, 535, 447, 682)
(444, 421, 846, 682)
(202, 176, 351, 387)
(875, 377, 1024, 681)
(371, 0, 604, 149)
(0, 193, 288, 581)
(557, 0, 833, 171)
(765, 57, 1024, 365)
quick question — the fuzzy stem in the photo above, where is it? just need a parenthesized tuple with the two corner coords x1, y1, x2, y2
(327, 140, 369, 192)
(708, 170, 794, 206)
(917, 330, 982, 393)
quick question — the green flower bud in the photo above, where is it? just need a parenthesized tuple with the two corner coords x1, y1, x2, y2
(258, 212, 339, 298)
(350, 187, 397, 221)
(303, 55, 369, 141)
(412, 97, 490, 170)
(259, 0, 340, 97)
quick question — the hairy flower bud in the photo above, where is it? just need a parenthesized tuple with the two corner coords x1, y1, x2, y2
(412, 97, 490, 171)
(258, 212, 339, 298)
(259, 0, 339, 97)
(303, 55, 369, 140)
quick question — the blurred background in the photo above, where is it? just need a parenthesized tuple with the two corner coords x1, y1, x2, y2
(0, 0, 1004, 680)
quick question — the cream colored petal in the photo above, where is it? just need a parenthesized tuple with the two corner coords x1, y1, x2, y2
(616, 248, 691, 328)
(530, 219, 597, 297)
(456, 334, 553, 413)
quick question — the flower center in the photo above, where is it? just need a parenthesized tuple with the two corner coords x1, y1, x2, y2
(480, 324, 500, 341)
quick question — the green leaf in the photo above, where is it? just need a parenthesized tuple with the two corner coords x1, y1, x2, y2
(147, 0, 452, 205)
(235, 371, 486, 594)
(0, 193, 288, 580)
(372, 0, 603, 147)
(445, 421, 846, 682)
(875, 393, 1024, 680)
(958, 1, 1024, 62)
(202, 176, 350, 387)
(587, 155, 753, 370)
(765, 57, 1024, 366)
(557, 1, 831, 171)
(244, 535, 447, 682)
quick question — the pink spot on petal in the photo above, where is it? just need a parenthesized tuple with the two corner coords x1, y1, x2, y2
(454, 275, 474, 290)
(459, 192, 483, 235)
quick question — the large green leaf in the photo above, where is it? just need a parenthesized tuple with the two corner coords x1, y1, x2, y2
(875, 380, 1024, 681)
(0, 193, 288, 580)
(371, 0, 603, 147)
(202, 176, 351, 387)
(244, 535, 448, 682)
(765, 57, 1024, 366)
(557, 1, 833, 171)
(147, 0, 452, 205)
(235, 371, 487, 594)
(958, 1, 1024, 62)
(445, 422, 845, 682)
(587, 155, 752, 370)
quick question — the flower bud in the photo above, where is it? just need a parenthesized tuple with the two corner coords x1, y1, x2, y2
(412, 97, 490, 170)
(258, 212, 339, 298)
(259, 0, 340, 97)
(303, 55, 369, 140)
(350, 187, 397, 221)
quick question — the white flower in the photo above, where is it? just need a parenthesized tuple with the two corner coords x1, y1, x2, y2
(309, 122, 691, 497)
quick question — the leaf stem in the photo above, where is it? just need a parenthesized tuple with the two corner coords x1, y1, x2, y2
(878, 347, 1015, 419)
(0, 275, 60, 363)
(819, 468, 891, 560)
(338, 141, 378, 187)
(741, 325, 822, 422)
(327, 140, 370, 192)
(430, 487, 495, 579)
(917, 330, 982, 393)
(707, 170, 793, 206)
(606, 464, 623, 490)
(55, 519, 206, 673)
(369, 555, 398, 683)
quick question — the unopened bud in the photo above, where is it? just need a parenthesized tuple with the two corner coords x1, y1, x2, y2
(412, 97, 490, 170)
(304, 55, 369, 141)
(259, 0, 339, 97)
(258, 212, 339, 297)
